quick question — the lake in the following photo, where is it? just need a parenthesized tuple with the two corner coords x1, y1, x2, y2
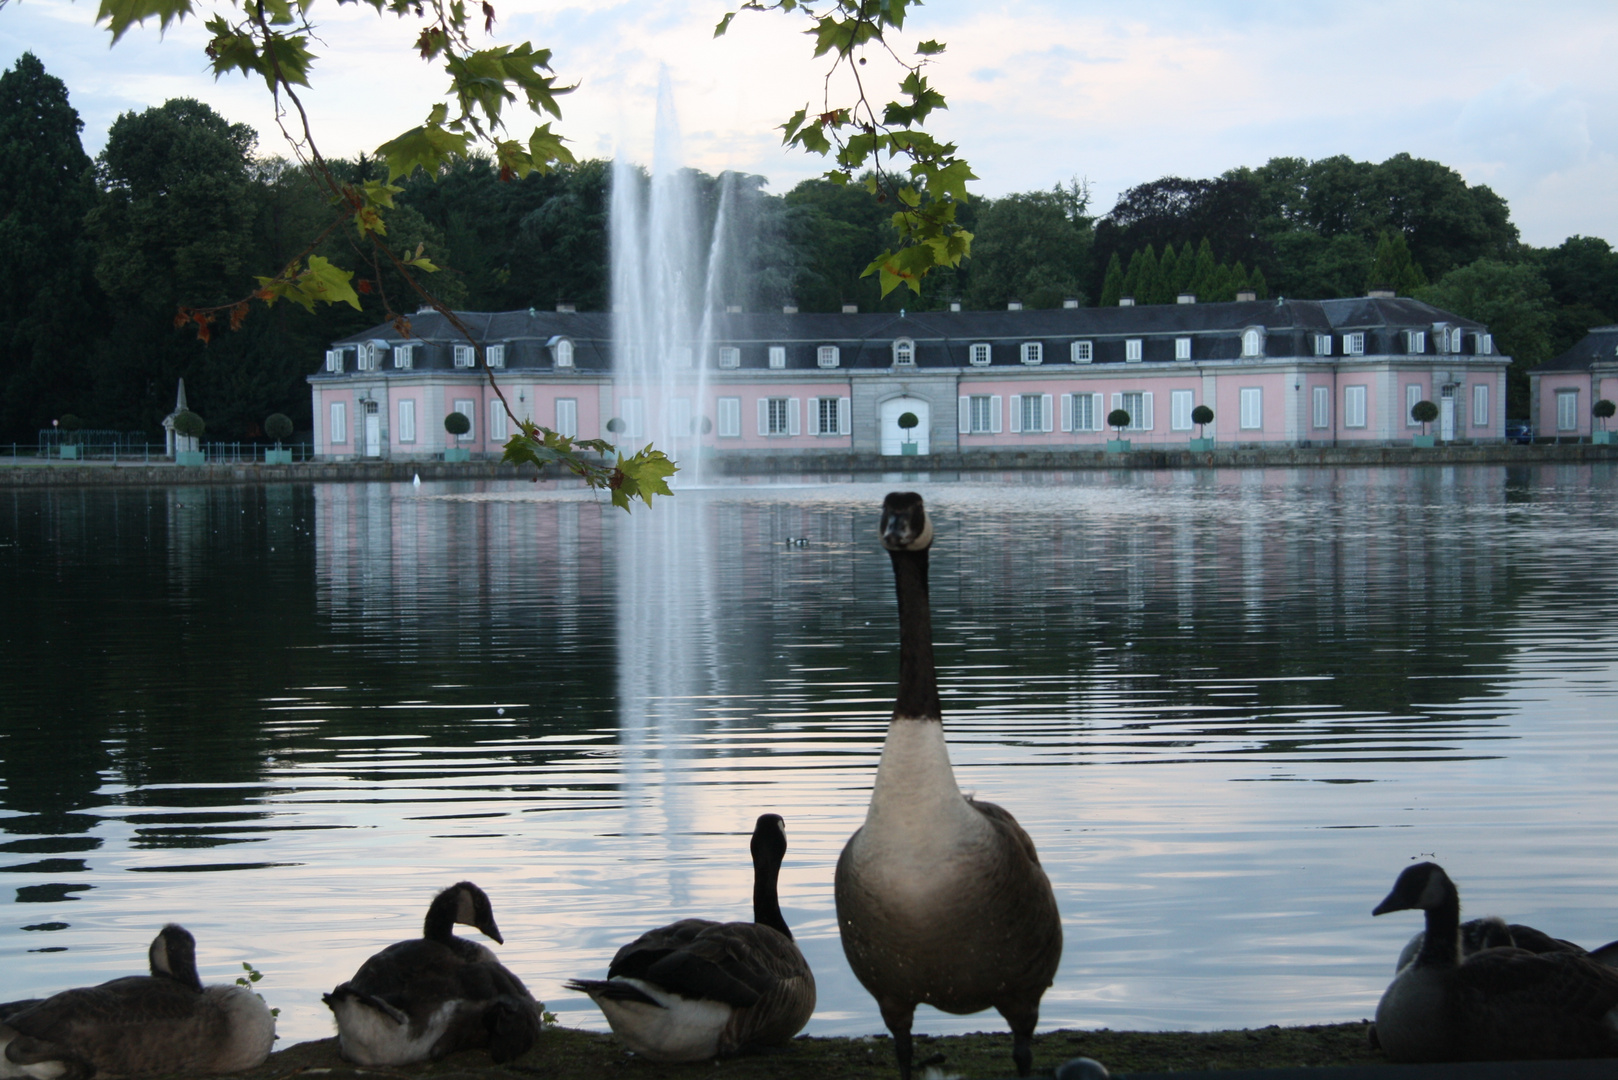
(3, 463, 1617, 1046)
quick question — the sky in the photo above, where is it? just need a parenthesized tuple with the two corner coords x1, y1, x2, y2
(3, 0, 1616, 250)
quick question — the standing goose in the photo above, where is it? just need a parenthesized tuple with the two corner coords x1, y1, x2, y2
(0, 924, 275, 1079)
(1372, 861, 1618, 1062)
(566, 813, 815, 1061)
(835, 492, 1062, 1080)
(324, 881, 543, 1065)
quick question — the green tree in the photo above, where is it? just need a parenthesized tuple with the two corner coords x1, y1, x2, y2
(1416, 259, 1552, 417)
(961, 181, 1091, 310)
(1367, 232, 1428, 295)
(0, 53, 101, 441)
(1098, 251, 1124, 308)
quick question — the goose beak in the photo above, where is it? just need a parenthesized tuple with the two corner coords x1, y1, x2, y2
(1372, 893, 1401, 916)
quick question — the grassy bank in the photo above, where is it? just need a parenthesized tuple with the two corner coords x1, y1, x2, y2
(238, 1023, 1383, 1080)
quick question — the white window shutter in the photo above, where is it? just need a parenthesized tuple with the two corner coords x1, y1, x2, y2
(990, 395, 1002, 433)
(838, 397, 851, 435)
(1092, 393, 1105, 431)
(1061, 393, 1073, 432)
(1041, 393, 1054, 432)
(1009, 394, 1023, 433)
(788, 398, 800, 436)
(757, 398, 768, 436)
(1111, 392, 1122, 414)
(1142, 392, 1154, 431)
(959, 396, 971, 434)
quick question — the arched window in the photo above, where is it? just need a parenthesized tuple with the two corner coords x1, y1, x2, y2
(553, 338, 575, 367)
(892, 338, 915, 366)
(1241, 328, 1265, 357)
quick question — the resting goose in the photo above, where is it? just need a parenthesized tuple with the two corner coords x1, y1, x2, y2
(324, 881, 543, 1065)
(1395, 915, 1588, 973)
(566, 813, 815, 1061)
(0, 924, 275, 1079)
(1372, 861, 1618, 1062)
(835, 492, 1063, 1080)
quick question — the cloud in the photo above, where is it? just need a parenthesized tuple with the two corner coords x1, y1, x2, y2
(1455, 73, 1591, 178)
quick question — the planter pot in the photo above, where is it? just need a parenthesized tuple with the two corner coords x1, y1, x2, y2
(1413, 435, 1436, 448)
(264, 448, 293, 464)
(1106, 438, 1131, 453)
(444, 447, 471, 462)
(1188, 438, 1215, 451)
(1594, 431, 1614, 445)
(900, 443, 919, 456)
(58, 445, 80, 459)
(175, 451, 205, 466)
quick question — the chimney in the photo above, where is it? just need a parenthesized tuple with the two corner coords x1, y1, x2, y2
(841, 302, 859, 314)
(725, 304, 742, 314)
(949, 300, 962, 313)
(1063, 297, 1080, 309)
(1118, 296, 1135, 307)
(1007, 300, 1024, 311)
(556, 301, 576, 313)
(782, 304, 798, 314)
(1235, 289, 1257, 302)
(1366, 285, 1396, 299)
(1177, 292, 1196, 305)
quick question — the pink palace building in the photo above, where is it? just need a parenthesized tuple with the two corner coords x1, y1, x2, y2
(308, 289, 1512, 461)
(1530, 326, 1618, 441)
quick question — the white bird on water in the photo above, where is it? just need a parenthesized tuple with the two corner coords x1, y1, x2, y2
(412, 474, 421, 491)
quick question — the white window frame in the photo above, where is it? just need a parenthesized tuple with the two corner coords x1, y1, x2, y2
(959, 394, 1002, 435)
(1020, 341, 1043, 366)
(893, 339, 915, 366)
(325, 349, 342, 373)
(486, 344, 506, 369)
(1313, 334, 1332, 357)
(329, 401, 348, 444)
(1174, 337, 1191, 361)
(489, 399, 508, 441)
(1125, 338, 1143, 363)
(717, 396, 741, 438)
(1312, 386, 1330, 429)
(393, 344, 414, 369)
(397, 398, 416, 443)
(1071, 340, 1092, 364)
(1344, 385, 1367, 428)
(453, 344, 476, 368)
(759, 397, 800, 436)
(360, 342, 381, 370)
(1241, 328, 1264, 358)
(1239, 387, 1262, 430)
(554, 339, 575, 367)
(817, 345, 840, 369)
(621, 397, 645, 439)
(1557, 389, 1579, 432)
(555, 398, 578, 438)
(1113, 391, 1152, 432)
(1476, 333, 1493, 355)
(452, 398, 475, 441)
(1472, 384, 1489, 429)
(718, 346, 740, 369)
(1406, 383, 1423, 428)
(969, 343, 991, 367)
(1170, 389, 1194, 431)
(1407, 330, 1426, 354)
(1344, 332, 1365, 357)
(768, 346, 787, 370)
(1063, 391, 1102, 432)
(1013, 392, 1052, 432)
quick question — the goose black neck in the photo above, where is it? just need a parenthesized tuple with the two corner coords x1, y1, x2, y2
(423, 891, 457, 942)
(752, 847, 791, 939)
(889, 547, 941, 721)
(1416, 890, 1463, 968)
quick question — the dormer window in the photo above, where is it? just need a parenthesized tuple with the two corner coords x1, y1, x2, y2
(1125, 338, 1143, 363)
(393, 344, 414, 369)
(1345, 332, 1366, 356)
(1313, 334, 1332, 357)
(969, 343, 991, 366)
(893, 338, 915, 366)
(1071, 340, 1092, 364)
(357, 342, 379, 370)
(1175, 337, 1191, 360)
(453, 344, 475, 368)
(769, 346, 786, 369)
(1241, 328, 1265, 357)
(486, 344, 505, 369)
(325, 349, 342, 373)
(718, 346, 740, 369)
(817, 345, 840, 369)
(553, 338, 574, 367)
(1407, 330, 1426, 354)
(1476, 333, 1493, 355)
(1020, 342, 1043, 366)
(1449, 327, 1463, 353)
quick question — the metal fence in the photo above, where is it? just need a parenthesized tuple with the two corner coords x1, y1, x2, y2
(15, 435, 314, 465)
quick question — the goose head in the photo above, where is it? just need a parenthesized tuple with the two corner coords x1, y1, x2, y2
(424, 881, 503, 944)
(880, 492, 932, 552)
(148, 923, 204, 991)
(751, 813, 792, 940)
(1373, 862, 1457, 917)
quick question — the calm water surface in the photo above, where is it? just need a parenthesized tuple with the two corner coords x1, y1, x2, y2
(2, 465, 1617, 1045)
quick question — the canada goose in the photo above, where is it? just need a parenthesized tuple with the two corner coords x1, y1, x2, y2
(1371, 861, 1618, 1062)
(1393, 915, 1589, 973)
(835, 492, 1063, 1080)
(0, 924, 275, 1079)
(323, 881, 543, 1065)
(565, 813, 814, 1062)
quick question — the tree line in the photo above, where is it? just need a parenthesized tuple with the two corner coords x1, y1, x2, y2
(3, 52, 1615, 440)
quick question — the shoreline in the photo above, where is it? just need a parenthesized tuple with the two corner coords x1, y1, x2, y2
(0, 442, 1613, 488)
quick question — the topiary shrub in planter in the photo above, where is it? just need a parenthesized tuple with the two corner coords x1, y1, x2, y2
(264, 413, 294, 463)
(1411, 399, 1439, 447)
(173, 410, 206, 465)
(1106, 408, 1132, 452)
(1594, 399, 1615, 444)
(897, 410, 920, 455)
(443, 411, 472, 461)
(1189, 404, 1215, 451)
(57, 414, 83, 459)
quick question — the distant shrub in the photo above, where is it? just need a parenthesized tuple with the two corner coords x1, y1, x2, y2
(443, 411, 471, 436)
(1108, 408, 1131, 432)
(264, 413, 294, 442)
(173, 411, 205, 438)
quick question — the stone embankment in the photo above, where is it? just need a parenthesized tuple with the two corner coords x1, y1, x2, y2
(0, 443, 1612, 487)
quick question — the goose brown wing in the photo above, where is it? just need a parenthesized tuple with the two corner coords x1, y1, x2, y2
(968, 798, 1043, 867)
(608, 921, 803, 1008)
(605, 919, 721, 981)
(1460, 947, 1618, 1020)
(7, 976, 200, 1039)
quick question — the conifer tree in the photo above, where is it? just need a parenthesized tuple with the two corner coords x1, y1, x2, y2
(1121, 247, 1146, 301)
(1156, 243, 1179, 305)
(1189, 238, 1219, 300)
(1173, 241, 1196, 296)
(1250, 265, 1270, 300)
(1099, 251, 1124, 307)
(1368, 232, 1428, 295)
(1228, 261, 1249, 302)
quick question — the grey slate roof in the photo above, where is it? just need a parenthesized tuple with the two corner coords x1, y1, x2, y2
(1535, 326, 1618, 373)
